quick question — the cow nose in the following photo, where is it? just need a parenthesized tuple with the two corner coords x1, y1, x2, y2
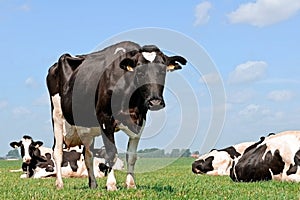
(192, 161, 204, 174)
(192, 165, 202, 174)
(148, 99, 165, 111)
(23, 157, 31, 164)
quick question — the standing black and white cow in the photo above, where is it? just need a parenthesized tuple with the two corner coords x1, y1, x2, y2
(46, 41, 187, 190)
(192, 142, 253, 176)
(230, 131, 300, 182)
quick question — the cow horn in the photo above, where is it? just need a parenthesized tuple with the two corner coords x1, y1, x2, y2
(126, 66, 134, 72)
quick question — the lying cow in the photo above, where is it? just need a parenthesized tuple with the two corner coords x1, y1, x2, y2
(91, 146, 124, 172)
(10, 135, 55, 178)
(192, 142, 253, 176)
(230, 131, 300, 182)
(10, 135, 123, 178)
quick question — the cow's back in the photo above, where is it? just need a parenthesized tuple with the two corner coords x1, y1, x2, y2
(234, 142, 254, 155)
(39, 146, 53, 157)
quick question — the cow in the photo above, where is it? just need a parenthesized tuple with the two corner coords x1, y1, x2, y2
(46, 41, 187, 190)
(10, 135, 54, 178)
(10, 136, 123, 178)
(91, 146, 124, 172)
(230, 131, 300, 182)
(192, 142, 253, 176)
(91, 146, 107, 158)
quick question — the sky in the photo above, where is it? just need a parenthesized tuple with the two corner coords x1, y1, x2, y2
(1, 0, 300, 156)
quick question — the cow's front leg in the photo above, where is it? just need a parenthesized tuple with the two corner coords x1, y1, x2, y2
(102, 125, 118, 191)
(126, 137, 140, 189)
(53, 132, 63, 189)
(52, 119, 64, 189)
(51, 94, 65, 189)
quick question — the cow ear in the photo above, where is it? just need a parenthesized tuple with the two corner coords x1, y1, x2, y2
(10, 141, 21, 148)
(120, 58, 136, 72)
(33, 141, 43, 148)
(166, 56, 187, 72)
(61, 53, 85, 71)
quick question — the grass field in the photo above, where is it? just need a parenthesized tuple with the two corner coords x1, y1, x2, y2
(0, 158, 299, 199)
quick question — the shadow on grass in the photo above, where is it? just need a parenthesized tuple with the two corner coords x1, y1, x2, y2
(138, 184, 174, 193)
(72, 183, 175, 193)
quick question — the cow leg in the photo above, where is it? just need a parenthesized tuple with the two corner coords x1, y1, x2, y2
(82, 142, 97, 189)
(126, 137, 140, 189)
(53, 126, 64, 189)
(51, 94, 65, 189)
(102, 130, 118, 191)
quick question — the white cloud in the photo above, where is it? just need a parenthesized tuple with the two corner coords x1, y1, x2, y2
(228, 61, 267, 84)
(0, 100, 8, 110)
(25, 77, 39, 88)
(238, 104, 270, 117)
(260, 78, 300, 85)
(194, 1, 212, 26)
(228, 0, 300, 27)
(239, 104, 259, 116)
(267, 90, 294, 102)
(12, 106, 31, 116)
(200, 72, 223, 85)
(237, 103, 290, 124)
(227, 89, 255, 104)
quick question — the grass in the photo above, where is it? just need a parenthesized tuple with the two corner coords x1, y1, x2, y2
(0, 158, 299, 199)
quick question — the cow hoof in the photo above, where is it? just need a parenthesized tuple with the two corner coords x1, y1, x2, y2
(126, 174, 136, 189)
(56, 182, 64, 190)
(56, 185, 63, 190)
(106, 169, 117, 191)
(126, 184, 137, 189)
(90, 182, 98, 189)
(106, 184, 117, 191)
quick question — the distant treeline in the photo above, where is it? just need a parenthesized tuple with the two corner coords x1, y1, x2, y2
(0, 149, 21, 160)
(3, 148, 197, 160)
(119, 148, 193, 158)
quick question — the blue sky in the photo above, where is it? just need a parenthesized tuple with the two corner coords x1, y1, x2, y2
(1, 0, 300, 156)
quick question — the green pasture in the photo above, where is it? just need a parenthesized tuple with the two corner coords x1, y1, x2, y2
(0, 158, 299, 199)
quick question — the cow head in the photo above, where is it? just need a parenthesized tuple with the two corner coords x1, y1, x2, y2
(10, 135, 44, 164)
(192, 150, 234, 175)
(119, 45, 187, 111)
(192, 156, 214, 174)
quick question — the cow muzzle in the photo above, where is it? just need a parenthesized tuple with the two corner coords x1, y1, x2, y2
(23, 157, 31, 164)
(192, 160, 205, 174)
(147, 98, 165, 111)
(192, 166, 204, 174)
